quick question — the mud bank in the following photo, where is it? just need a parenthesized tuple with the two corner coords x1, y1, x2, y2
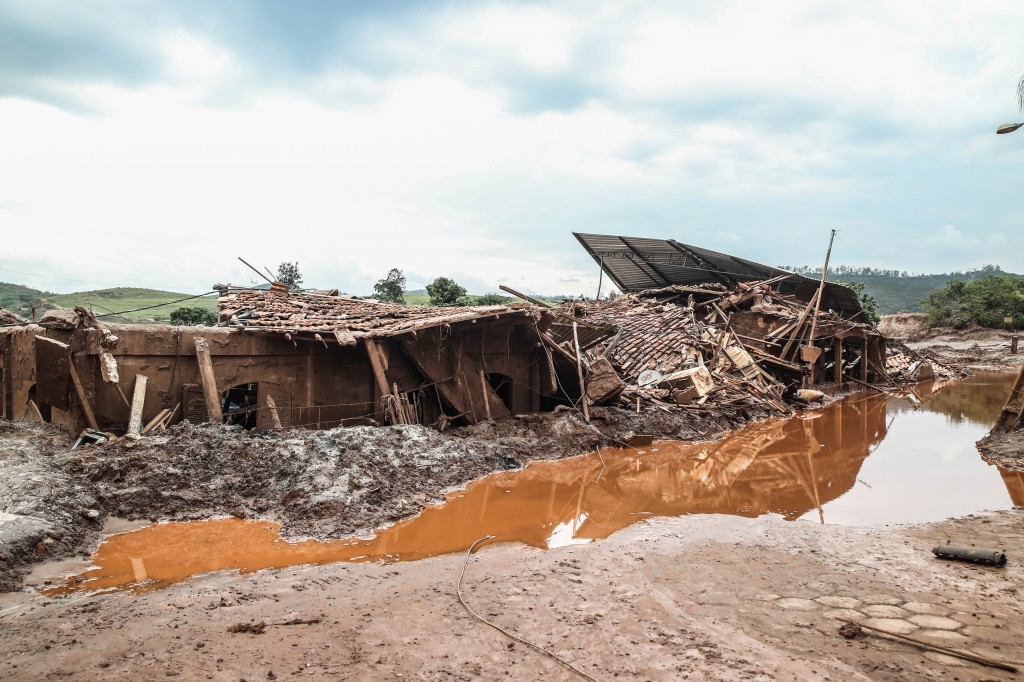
(0, 400, 778, 592)
(978, 429, 1024, 472)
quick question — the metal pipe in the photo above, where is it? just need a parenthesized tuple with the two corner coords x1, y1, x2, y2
(932, 545, 1007, 567)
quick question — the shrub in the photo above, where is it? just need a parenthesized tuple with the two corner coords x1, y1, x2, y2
(426, 277, 467, 306)
(170, 306, 218, 326)
(923, 274, 1024, 329)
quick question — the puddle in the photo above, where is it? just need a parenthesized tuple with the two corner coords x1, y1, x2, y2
(48, 372, 1021, 595)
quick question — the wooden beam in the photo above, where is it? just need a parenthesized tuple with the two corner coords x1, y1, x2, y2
(142, 408, 170, 434)
(67, 355, 98, 431)
(192, 337, 223, 423)
(499, 285, 554, 308)
(127, 374, 148, 437)
(363, 339, 391, 398)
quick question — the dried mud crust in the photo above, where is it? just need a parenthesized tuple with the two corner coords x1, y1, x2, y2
(0, 399, 778, 591)
(909, 339, 1022, 372)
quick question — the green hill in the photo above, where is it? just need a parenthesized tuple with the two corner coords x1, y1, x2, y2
(1, 282, 218, 323)
(0, 281, 50, 318)
(47, 288, 218, 323)
(779, 266, 1016, 314)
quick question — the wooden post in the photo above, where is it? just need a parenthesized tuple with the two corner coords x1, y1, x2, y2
(127, 374, 148, 437)
(363, 339, 392, 399)
(806, 228, 837, 345)
(266, 395, 283, 430)
(67, 356, 99, 431)
(192, 337, 223, 423)
(572, 322, 590, 423)
(478, 370, 492, 421)
(363, 338, 392, 423)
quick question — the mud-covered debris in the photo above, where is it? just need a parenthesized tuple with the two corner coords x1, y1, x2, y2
(838, 621, 863, 639)
(227, 621, 266, 634)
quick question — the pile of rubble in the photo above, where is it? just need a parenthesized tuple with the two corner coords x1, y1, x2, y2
(551, 277, 929, 419)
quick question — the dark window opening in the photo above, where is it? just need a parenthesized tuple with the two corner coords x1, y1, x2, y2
(27, 383, 51, 422)
(486, 373, 513, 410)
(222, 382, 258, 429)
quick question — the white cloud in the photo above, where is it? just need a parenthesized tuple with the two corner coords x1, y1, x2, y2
(3, 0, 1024, 298)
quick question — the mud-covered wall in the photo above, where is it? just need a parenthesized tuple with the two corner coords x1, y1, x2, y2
(1, 318, 552, 432)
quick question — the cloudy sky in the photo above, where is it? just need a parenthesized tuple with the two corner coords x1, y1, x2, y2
(2, 0, 1023, 297)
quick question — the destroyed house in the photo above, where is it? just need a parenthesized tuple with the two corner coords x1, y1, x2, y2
(571, 233, 887, 391)
(0, 291, 583, 435)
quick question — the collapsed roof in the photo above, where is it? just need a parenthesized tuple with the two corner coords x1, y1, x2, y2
(573, 232, 865, 319)
(216, 287, 540, 343)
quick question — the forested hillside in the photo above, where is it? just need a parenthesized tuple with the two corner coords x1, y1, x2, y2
(778, 265, 1014, 314)
(0, 282, 49, 318)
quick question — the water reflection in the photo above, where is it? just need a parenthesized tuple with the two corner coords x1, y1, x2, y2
(48, 373, 1020, 595)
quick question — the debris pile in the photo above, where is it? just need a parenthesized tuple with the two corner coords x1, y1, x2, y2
(884, 341, 967, 384)
(561, 278, 887, 418)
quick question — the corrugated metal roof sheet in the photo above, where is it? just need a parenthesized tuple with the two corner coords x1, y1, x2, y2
(575, 232, 864, 318)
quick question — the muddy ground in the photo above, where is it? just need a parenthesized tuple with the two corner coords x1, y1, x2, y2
(0, 399, 778, 592)
(2, 510, 1022, 681)
(2, 330, 1022, 680)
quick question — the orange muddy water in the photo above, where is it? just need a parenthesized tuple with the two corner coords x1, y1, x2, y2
(49, 372, 1022, 595)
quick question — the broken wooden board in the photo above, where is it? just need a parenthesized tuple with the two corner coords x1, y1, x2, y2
(725, 345, 760, 380)
(657, 366, 715, 397)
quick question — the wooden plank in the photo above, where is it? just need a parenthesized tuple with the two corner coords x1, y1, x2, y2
(127, 374, 148, 437)
(67, 356, 99, 431)
(157, 402, 181, 429)
(478, 371, 492, 421)
(363, 339, 392, 398)
(142, 408, 170, 434)
(192, 337, 223, 423)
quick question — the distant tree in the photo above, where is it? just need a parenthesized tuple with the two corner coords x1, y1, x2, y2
(373, 268, 406, 303)
(170, 306, 218, 326)
(1018, 74, 1024, 112)
(835, 280, 880, 324)
(474, 293, 514, 305)
(276, 262, 303, 289)
(426, 277, 467, 306)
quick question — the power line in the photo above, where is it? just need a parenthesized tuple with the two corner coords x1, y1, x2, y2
(93, 291, 218, 319)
